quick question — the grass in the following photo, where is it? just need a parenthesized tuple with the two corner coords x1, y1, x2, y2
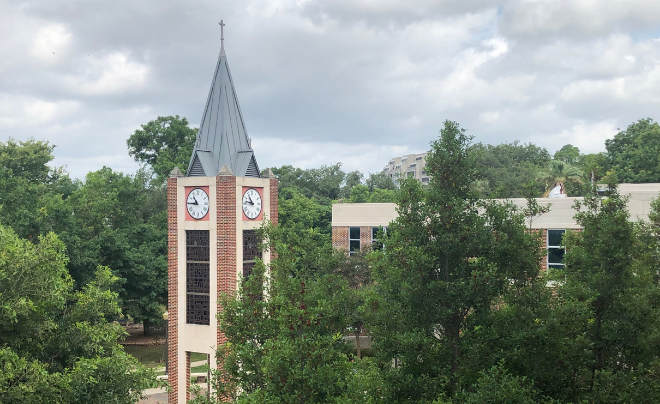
(191, 363, 210, 373)
(124, 346, 211, 377)
(123, 344, 166, 369)
(190, 352, 208, 362)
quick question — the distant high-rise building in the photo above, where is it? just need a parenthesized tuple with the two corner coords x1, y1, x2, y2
(383, 152, 430, 186)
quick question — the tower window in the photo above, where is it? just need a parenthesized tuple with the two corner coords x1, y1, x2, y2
(186, 230, 210, 325)
(242, 230, 262, 279)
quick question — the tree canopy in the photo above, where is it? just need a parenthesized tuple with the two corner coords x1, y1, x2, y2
(126, 115, 197, 183)
(0, 225, 155, 403)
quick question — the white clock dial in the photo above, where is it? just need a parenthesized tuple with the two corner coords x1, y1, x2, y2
(242, 188, 262, 220)
(186, 188, 210, 220)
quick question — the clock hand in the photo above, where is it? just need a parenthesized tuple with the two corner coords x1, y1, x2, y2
(247, 196, 254, 205)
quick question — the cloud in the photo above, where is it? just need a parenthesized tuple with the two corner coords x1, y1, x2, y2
(0, 95, 80, 128)
(1, 0, 660, 179)
(252, 136, 417, 175)
(31, 23, 72, 60)
(501, 0, 660, 39)
(530, 120, 618, 155)
(64, 52, 149, 96)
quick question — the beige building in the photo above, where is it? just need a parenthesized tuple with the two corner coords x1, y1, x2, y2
(384, 152, 429, 186)
(332, 183, 660, 270)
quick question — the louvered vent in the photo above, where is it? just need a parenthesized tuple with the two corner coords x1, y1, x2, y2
(245, 156, 260, 178)
(188, 155, 206, 177)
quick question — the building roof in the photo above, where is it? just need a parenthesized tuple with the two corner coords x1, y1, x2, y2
(186, 44, 260, 178)
(331, 184, 660, 229)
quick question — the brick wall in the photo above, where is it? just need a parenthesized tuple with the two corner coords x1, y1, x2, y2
(185, 352, 191, 402)
(331, 226, 374, 253)
(167, 177, 179, 404)
(360, 226, 372, 252)
(216, 174, 237, 348)
(270, 178, 278, 226)
(332, 226, 349, 250)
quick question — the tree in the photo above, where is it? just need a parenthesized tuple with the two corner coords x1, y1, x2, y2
(606, 118, 660, 183)
(194, 224, 354, 403)
(366, 171, 396, 192)
(552, 184, 660, 402)
(60, 167, 167, 334)
(274, 163, 347, 203)
(553, 144, 581, 165)
(537, 160, 583, 197)
(0, 138, 75, 240)
(365, 121, 541, 401)
(126, 115, 197, 183)
(342, 170, 364, 199)
(469, 141, 550, 198)
(0, 224, 155, 403)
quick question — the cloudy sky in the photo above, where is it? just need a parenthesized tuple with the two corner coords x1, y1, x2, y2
(2, 0, 660, 179)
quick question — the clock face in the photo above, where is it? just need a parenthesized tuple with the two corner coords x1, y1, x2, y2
(242, 188, 262, 220)
(186, 188, 210, 220)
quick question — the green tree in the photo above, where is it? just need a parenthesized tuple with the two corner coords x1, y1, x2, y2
(0, 139, 75, 240)
(127, 115, 197, 183)
(342, 170, 364, 199)
(194, 224, 353, 403)
(272, 163, 346, 203)
(606, 118, 660, 183)
(469, 141, 550, 198)
(366, 171, 396, 192)
(365, 121, 541, 401)
(537, 160, 583, 197)
(582, 152, 611, 184)
(0, 225, 154, 403)
(553, 144, 581, 165)
(59, 167, 167, 334)
(552, 185, 660, 402)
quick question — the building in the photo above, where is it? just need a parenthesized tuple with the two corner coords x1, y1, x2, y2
(331, 183, 660, 270)
(383, 152, 429, 186)
(166, 26, 278, 404)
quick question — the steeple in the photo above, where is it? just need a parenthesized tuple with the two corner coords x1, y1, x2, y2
(187, 21, 260, 178)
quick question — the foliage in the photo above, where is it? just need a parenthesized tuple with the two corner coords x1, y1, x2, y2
(434, 362, 556, 404)
(193, 223, 354, 404)
(468, 141, 550, 198)
(0, 140, 167, 333)
(56, 167, 167, 333)
(553, 144, 581, 165)
(272, 163, 346, 204)
(0, 138, 75, 240)
(365, 121, 542, 402)
(0, 225, 155, 403)
(537, 160, 583, 197)
(548, 184, 660, 402)
(606, 118, 660, 183)
(126, 115, 197, 183)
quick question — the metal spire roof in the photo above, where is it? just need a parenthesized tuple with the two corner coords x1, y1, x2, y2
(186, 22, 260, 178)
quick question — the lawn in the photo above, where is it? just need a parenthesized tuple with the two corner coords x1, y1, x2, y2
(124, 344, 167, 369)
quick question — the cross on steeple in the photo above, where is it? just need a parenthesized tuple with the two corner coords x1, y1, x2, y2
(219, 20, 225, 49)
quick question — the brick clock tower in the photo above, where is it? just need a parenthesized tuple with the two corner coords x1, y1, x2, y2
(166, 25, 278, 403)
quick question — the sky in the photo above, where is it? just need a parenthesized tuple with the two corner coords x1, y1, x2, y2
(2, 0, 660, 179)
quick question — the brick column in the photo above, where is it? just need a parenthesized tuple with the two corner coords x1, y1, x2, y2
(186, 352, 191, 402)
(332, 226, 349, 251)
(360, 226, 372, 253)
(540, 229, 548, 271)
(216, 174, 237, 348)
(167, 176, 179, 404)
(270, 178, 278, 226)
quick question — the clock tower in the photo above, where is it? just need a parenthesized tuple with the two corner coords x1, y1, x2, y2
(166, 23, 278, 403)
